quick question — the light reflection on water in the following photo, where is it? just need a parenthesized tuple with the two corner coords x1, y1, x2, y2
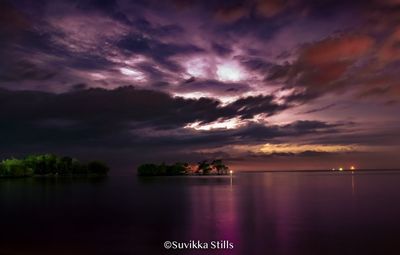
(1, 171, 400, 255)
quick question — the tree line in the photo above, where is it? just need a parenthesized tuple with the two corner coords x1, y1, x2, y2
(0, 154, 109, 178)
(137, 159, 229, 176)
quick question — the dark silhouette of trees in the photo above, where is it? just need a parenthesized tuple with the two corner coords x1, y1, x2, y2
(137, 164, 163, 176)
(0, 154, 109, 178)
(211, 159, 229, 175)
(196, 159, 229, 175)
(137, 162, 188, 176)
(137, 160, 229, 176)
(197, 160, 212, 175)
(0, 158, 34, 177)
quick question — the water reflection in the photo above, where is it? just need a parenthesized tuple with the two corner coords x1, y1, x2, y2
(186, 176, 238, 255)
(1, 171, 400, 255)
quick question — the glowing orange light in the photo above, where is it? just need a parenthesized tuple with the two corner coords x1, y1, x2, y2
(339, 167, 343, 171)
(350, 166, 356, 170)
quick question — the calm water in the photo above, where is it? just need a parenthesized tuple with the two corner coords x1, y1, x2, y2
(1, 171, 400, 255)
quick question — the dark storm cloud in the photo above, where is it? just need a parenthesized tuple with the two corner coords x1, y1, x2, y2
(0, 60, 56, 82)
(0, 85, 345, 151)
(76, 0, 119, 12)
(0, 1, 29, 37)
(233, 150, 337, 161)
(132, 18, 185, 38)
(300, 103, 337, 114)
(235, 55, 286, 85)
(309, 128, 400, 147)
(236, 55, 272, 72)
(138, 118, 333, 159)
(211, 42, 233, 56)
(117, 33, 204, 58)
(228, 94, 285, 118)
(0, 86, 286, 137)
(233, 120, 340, 142)
(176, 79, 251, 95)
(281, 120, 341, 133)
(0, 86, 349, 159)
(0, 89, 339, 156)
(116, 33, 204, 73)
(282, 90, 320, 104)
(265, 63, 291, 81)
(134, 62, 170, 82)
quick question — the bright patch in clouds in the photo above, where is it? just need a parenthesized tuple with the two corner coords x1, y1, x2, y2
(119, 67, 146, 81)
(185, 117, 244, 131)
(184, 56, 247, 82)
(174, 91, 211, 100)
(185, 57, 213, 78)
(217, 61, 245, 82)
(173, 92, 239, 104)
(259, 143, 362, 154)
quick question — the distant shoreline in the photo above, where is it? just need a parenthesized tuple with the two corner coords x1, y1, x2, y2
(242, 168, 400, 173)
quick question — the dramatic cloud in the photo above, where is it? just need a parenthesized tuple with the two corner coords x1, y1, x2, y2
(175, 79, 252, 96)
(255, 0, 289, 18)
(1, 0, 400, 170)
(0, 86, 287, 141)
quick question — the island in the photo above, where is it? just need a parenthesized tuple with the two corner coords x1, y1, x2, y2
(0, 154, 109, 178)
(137, 159, 231, 176)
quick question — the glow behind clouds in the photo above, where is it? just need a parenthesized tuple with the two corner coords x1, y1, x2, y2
(119, 67, 146, 81)
(216, 61, 245, 82)
(185, 117, 244, 131)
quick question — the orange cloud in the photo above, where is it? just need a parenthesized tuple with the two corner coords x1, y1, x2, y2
(306, 62, 348, 86)
(301, 35, 374, 66)
(291, 35, 375, 90)
(0, 1, 30, 36)
(214, 5, 249, 23)
(378, 26, 400, 64)
(256, 0, 288, 18)
(375, 0, 400, 6)
(267, 34, 381, 102)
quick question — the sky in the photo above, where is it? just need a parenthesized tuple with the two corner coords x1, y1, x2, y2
(1, 0, 400, 171)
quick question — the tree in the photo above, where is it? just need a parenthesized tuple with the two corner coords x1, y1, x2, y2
(211, 159, 229, 175)
(137, 162, 189, 176)
(0, 158, 33, 177)
(137, 164, 161, 176)
(57, 156, 73, 175)
(197, 160, 212, 175)
(0, 154, 110, 178)
(71, 158, 87, 174)
(0, 163, 6, 176)
(166, 162, 187, 175)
